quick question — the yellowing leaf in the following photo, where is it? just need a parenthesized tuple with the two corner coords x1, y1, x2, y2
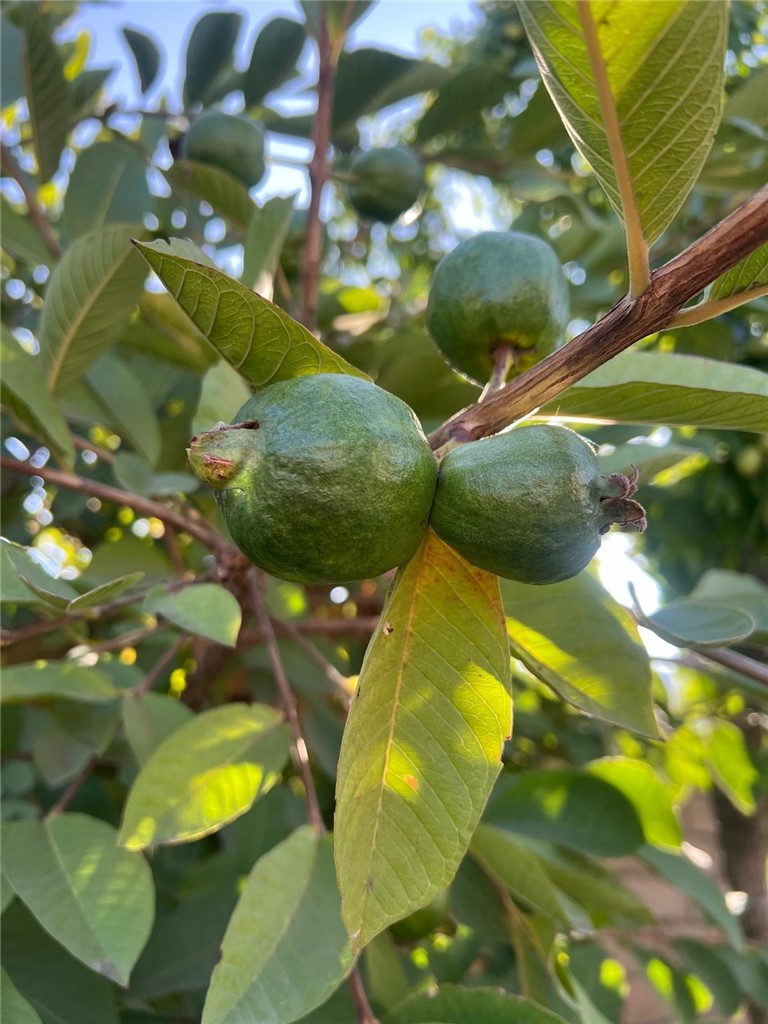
(335, 529, 512, 951)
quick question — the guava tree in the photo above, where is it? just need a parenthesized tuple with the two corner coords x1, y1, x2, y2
(1, 3, 767, 1024)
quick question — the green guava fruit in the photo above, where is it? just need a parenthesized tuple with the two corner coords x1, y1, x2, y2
(430, 425, 646, 584)
(348, 146, 425, 223)
(426, 231, 570, 386)
(182, 111, 266, 188)
(187, 374, 438, 584)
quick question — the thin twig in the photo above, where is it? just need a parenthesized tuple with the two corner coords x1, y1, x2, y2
(0, 142, 62, 260)
(239, 616, 380, 646)
(300, 5, 337, 330)
(348, 966, 380, 1024)
(0, 455, 229, 554)
(46, 756, 98, 819)
(279, 619, 352, 706)
(71, 434, 116, 464)
(577, 2, 649, 295)
(428, 184, 768, 449)
(135, 635, 189, 697)
(249, 570, 326, 834)
(670, 283, 768, 328)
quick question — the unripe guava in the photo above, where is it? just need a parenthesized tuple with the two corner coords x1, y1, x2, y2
(188, 374, 437, 584)
(430, 425, 646, 584)
(347, 146, 425, 223)
(182, 111, 266, 188)
(426, 231, 570, 386)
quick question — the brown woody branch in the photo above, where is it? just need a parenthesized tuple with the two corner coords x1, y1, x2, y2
(429, 184, 768, 449)
(0, 456, 230, 554)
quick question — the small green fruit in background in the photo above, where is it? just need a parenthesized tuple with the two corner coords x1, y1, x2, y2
(426, 231, 570, 386)
(347, 145, 425, 223)
(182, 111, 266, 188)
(188, 374, 437, 584)
(389, 887, 452, 943)
(430, 425, 646, 584)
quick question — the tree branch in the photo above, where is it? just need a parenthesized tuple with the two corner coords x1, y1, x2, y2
(301, 3, 337, 331)
(135, 635, 189, 697)
(46, 756, 98, 819)
(348, 966, 380, 1024)
(0, 456, 229, 554)
(429, 184, 768, 449)
(1, 142, 62, 260)
(249, 570, 326, 834)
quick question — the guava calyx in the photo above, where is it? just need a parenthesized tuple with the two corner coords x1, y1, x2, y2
(187, 421, 260, 489)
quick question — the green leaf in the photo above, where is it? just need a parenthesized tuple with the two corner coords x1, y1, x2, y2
(470, 824, 568, 924)
(1, 16, 25, 107)
(39, 224, 147, 393)
(1, 968, 43, 1024)
(1, 661, 118, 705)
(692, 570, 768, 640)
(0, 328, 75, 466)
(192, 360, 252, 436)
(70, 67, 115, 122)
(363, 933, 411, 1012)
(118, 703, 290, 850)
(586, 757, 681, 849)
(485, 769, 645, 857)
(83, 351, 162, 465)
(67, 572, 144, 612)
(203, 827, 353, 1024)
(122, 693, 194, 765)
(22, 8, 73, 182)
(144, 583, 242, 647)
(1, 903, 119, 1024)
(417, 63, 512, 143)
(1, 197, 54, 265)
(3, 815, 154, 986)
(134, 238, 368, 389)
(502, 574, 656, 736)
(706, 720, 759, 815)
(31, 701, 121, 787)
(673, 940, 743, 1018)
(243, 17, 305, 108)
(544, 352, 768, 433)
(384, 984, 570, 1024)
(242, 194, 296, 294)
(709, 241, 768, 300)
(597, 441, 700, 481)
(647, 599, 756, 647)
(335, 530, 512, 951)
(165, 160, 254, 231)
(183, 11, 242, 108)
(519, 1, 727, 245)
(640, 845, 742, 949)
(61, 141, 150, 240)
(121, 28, 160, 94)
(1, 542, 78, 606)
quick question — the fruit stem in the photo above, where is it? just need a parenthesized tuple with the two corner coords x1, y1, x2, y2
(479, 344, 517, 402)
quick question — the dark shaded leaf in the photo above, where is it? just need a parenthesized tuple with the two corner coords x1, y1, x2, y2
(183, 11, 242, 108)
(22, 8, 73, 182)
(244, 17, 305, 107)
(61, 141, 149, 240)
(122, 27, 160, 94)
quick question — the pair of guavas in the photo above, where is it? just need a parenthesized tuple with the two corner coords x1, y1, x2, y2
(188, 232, 645, 586)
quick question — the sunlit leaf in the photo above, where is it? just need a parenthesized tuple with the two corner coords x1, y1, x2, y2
(118, 703, 290, 850)
(67, 572, 145, 612)
(1, 662, 118, 705)
(519, 1, 727, 245)
(40, 224, 147, 393)
(22, 7, 73, 182)
(203, 827, 353, 1024)
(134, 239, 368, 388)
(3, 815, 154, 985)
(544, 352, 768, 433)
(0, 328, 75, 466)
(502, 574, 656, 736)
(709, 242, 768, 300)
(243, 17, 305, 108)
(122, 27, 160, 94)
(183, 11, 242, 107)
(470, 824, 568, 924)
(143, 583, 242, 647)
(61, 141, 150, 241)
(335, 529, 512, 951)
(586, 757, 681, 849)
(706, 720, 758, 815)
(165, 160, 254, 231)
(485, 769, 645, 857)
